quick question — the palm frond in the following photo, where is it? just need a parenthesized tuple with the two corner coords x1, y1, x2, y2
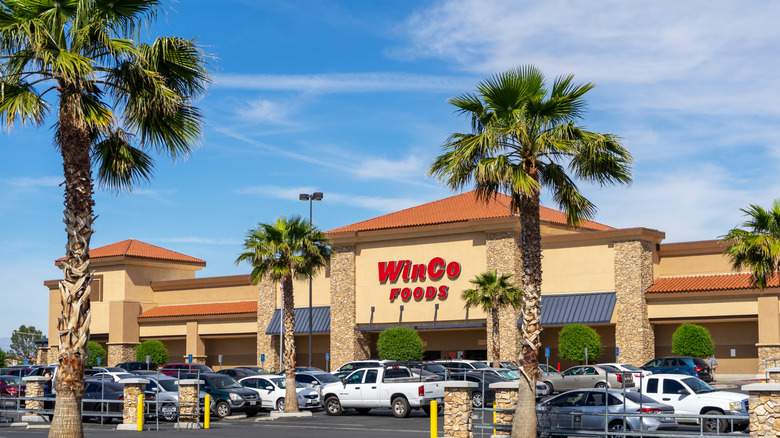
(92, 128, 154, 191)
(0, 79, 48, 126)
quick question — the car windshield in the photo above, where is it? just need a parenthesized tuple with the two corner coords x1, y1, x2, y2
(682, 377, 715, 393)
(496, 370, 520, 380)
(312, 373, 341, 383)
(211, 376, 241, 389)
(502, 362, 519, 370)
(424, 364, 447, 373)
(1, 376, 21, 385)
(471, 362, 489, 369)
(271, 377, 305, 389)
(193, 364, 214, 372)
(158, 380, 179, 392)
(620, 364, 643, 372)
(623, 391, 659, 404)
(539, 364, 557, 373)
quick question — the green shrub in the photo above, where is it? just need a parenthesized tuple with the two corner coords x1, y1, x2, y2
(672, 323, 714, 357)
(0, 348, 5, 368)
(85, 341, 107, 366)
(558, 324, 602, 362)
(377, 327, 424, 361)
(135, 340, 168, 365)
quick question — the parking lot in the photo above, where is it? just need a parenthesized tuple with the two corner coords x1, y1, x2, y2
(0, 408, 438, 438)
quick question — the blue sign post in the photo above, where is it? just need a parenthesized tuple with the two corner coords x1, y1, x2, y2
(326, 353, 330, 372)
(23, 358, 28, 366)
(615, 347, 619, 357)
(188, 354, 193, 363)
(545, 347, 550, 369)
(261, 353, 265, 364)
(97, 357, 101, 365)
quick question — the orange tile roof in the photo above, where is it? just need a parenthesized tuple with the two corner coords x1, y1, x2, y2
(647, 272, 780, 293)
(327, 191, 613, 234)
(138, 301, 257, 319)
(57, 239, 205, 265)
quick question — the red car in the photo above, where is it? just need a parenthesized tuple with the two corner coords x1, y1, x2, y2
(160, 363, 214, 377)
(0, 376, 25, 408)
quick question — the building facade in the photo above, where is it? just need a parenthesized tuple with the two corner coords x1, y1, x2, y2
(43, 191, 779, 374)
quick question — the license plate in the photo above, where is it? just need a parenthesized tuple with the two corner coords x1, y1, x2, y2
(249, 401, 256, 406)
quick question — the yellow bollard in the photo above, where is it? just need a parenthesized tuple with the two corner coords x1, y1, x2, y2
(430, 400, 437, 438)
(493, 402, 497, 436)
(204, 394, 210, 429)
(137, 393, 144, 431)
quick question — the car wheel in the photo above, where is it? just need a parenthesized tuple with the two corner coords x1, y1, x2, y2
(245, 408, 259, 417)
(215, 400, 231, 419)
(276, 398, 285, 411)
(608, 420, 630, 438)
(595, 382, 607, 389)
(161, 403, 178, 422)
(324, 396, 342, 416)
(355, 408, 371, 415)
(703, 409, 727, 433)
(391, 397, 410, 418)
(422, 405, 443, 416)
(472, 391, 484, 408)
(544, 381, 554, 394)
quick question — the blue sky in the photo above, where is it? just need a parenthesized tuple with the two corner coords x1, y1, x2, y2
(2, 0, 780, 338)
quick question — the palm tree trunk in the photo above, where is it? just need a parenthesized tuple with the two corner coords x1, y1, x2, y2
(49, 93, 94, 438)
(491, 306, 501, 368)
(511, 192, 542, 438)
(282, 274, 299, 412)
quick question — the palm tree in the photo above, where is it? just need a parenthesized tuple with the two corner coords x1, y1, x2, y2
(722, 200, 780, 289)
(236, 216, 330, 413)
(428, 65, 632, 438)
(0, 2, 209, 436)
(461, 270, 522, 368)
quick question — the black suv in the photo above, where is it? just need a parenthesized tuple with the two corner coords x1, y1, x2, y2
(117, 361, 158, 372)
(182, 372, 259, 418)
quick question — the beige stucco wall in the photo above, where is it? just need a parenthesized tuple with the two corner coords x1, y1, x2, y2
(354, 231, 488, 325)
(153, 284, 256, 306)
(541, 241, 615, 294)
(648, 297, 758, 319)
(654, 321, 758, 374)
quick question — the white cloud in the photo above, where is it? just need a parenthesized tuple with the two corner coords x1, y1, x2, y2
(237, 99, 295, 125)
(214, 72, 474, 94)
(235, 185, 424, 214)
(4, 176, 61, 187)
(157, 237, 242, 245)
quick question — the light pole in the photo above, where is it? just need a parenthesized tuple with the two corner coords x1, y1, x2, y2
(299, 191, 323, 367)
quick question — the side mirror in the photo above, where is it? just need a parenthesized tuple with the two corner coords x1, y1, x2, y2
(677, 389, 689, 395)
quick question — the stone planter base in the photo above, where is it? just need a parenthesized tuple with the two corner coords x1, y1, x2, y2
(269, 411, 313, 419)
(116, 424, 143, 431)
(174, 422, 204, 429)
(21, 416, 47, 423)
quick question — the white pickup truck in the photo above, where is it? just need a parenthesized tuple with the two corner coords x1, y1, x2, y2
(321, 366, 445, 418)
(635, 373, 748, 432)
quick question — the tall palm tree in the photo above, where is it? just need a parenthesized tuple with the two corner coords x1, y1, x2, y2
(236, 216, 331, 413)
(0, 1, 209, 436)
(461, 270, 522, 368)
(722, 200, 780, 289)
(428, 65, 632, 438)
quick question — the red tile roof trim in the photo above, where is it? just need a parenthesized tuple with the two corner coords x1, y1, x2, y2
(56, 239, 205, 265)
(327, 191, 613, 234)
(138, 301, 257, 319)
(647, 272, 780, 293)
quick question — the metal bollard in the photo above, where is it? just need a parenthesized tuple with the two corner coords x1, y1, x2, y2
(205, 394, 210, 429)
(137, 394, 144, 431)
(430, 400, 437, 438)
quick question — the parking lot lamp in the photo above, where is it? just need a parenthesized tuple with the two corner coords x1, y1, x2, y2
(299, 192, 323, 367)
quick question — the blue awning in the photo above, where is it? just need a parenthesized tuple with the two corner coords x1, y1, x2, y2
(266, 306, 330, 335)
(528, 292, 616, 326)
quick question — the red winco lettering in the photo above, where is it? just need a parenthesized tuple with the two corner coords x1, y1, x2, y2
(381, 257, 459, 302)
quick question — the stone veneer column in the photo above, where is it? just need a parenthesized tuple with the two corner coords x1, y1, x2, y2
(176, 379, 203, 429)
(614, 240, 655, 367)
(485, 232, 522, 364)
(46, 346, 59, 364)
(36, 347, 46, 365)
(443, 381, 477, 438)
(330, 245, 369, 370)
(21, 376, 48, 423)
(743, 383, 780, 438)
(760, 349, 780, 375)
(256, 276, 280, 370)
(107, 343, 137, 366)
(490, 381, 519, 436)
(117, 378, 149, 430)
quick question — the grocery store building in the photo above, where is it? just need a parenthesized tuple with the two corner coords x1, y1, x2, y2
(42, 191, 779, 375)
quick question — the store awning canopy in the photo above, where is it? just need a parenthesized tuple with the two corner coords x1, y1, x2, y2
(528, 292, 616, 326)
(266, 306, 330, 335)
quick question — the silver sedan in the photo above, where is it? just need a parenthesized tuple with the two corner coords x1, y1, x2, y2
(540, 365, 634, 395)
(537, 389, 677, 437)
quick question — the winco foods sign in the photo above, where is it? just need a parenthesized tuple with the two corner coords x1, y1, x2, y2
(377, 257, 461, 302)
